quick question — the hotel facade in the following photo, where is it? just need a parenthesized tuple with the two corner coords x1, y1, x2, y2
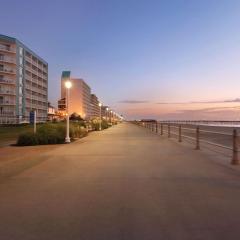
(58, 71, 91, 119)
(90, 94, 100, 119)
(0, 34, 48, 124)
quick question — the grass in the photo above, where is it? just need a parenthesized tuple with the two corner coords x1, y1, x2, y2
(0, 122, 88, 146)
(0, 125, 33, 146)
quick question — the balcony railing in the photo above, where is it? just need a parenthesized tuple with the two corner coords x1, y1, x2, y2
(0, 89, 15, 95)
(0, 45, 16, 53)
(0, 111, 15, 116)
(0, 116, 47, 124)
(0, 78, 15, 84)
(0, 100, 15, 105)
(0, 68, 16, 74)
(0, 56, 16, 64)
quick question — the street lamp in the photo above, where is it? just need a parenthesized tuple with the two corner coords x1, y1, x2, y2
(99, 102, 102, 130)
(106, 107, 109, 122)
(65, 80, 72, 143)
(110, 110, 113, 124)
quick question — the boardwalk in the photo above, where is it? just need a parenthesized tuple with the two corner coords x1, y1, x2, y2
(1, 123, 240, 240)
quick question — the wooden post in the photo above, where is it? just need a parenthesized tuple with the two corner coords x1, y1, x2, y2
(231, 129, 239, 165)
(156, 123, 158, 133)
(161, 124, 163, 135)
(195, 126, 200, 150)
(178, 125, 182, 142)
(168, 124, 170, 138)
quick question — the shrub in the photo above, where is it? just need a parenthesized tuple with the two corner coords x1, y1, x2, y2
(17, 132, 39, 146)
(16, 122, 87, 146)
(90, 119, 110, 131)
(37, 123, 66, 144)
(70, 125, 87, 138)
(70, 112, 84, 121)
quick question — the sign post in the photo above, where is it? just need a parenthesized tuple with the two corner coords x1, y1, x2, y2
(30, 110, 37, 133)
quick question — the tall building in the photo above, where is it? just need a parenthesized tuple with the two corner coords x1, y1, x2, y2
(58, 71, 91, 119)
(90, 94, 100, 119)
(101, 105, 110, 120)
(0, 34, 48, 124)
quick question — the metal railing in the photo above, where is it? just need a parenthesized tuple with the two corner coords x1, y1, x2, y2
(0, 78, 15, 84)
(0, 89, 15, 95)
(159, 120, 240, 127)
(0, 56, 16, 64)
(0, 116, 48, 125)
(0, 68, 16, 74)
(0, 100, 15, 105)
(136, 121, 240, 165)
(0, 45, 16, 53)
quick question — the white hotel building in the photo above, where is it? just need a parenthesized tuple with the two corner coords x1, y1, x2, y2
(0, 34, 48, 124)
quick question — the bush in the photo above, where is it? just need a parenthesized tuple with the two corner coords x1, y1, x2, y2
(70, 112, 84, 121)
(16, 122, 87, 146)
(90, 119, 110, 131)
(70, 125, 88, 138)
(17, 132, 39, 146)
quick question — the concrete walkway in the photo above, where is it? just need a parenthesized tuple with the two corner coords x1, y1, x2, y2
(0, 122, 240, 240)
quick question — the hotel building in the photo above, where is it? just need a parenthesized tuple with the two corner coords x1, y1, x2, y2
(90, 94, 100, 119)
(58, 71, 91, 119)
(0, 34, 48, 124)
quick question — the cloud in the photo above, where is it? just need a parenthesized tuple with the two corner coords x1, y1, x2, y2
(157, 106, 240, 121)
(176, 106, 240, 113)
(118, 100, 149, 104)
(224, 98, 240, 103)
(156, 98, 240, 105)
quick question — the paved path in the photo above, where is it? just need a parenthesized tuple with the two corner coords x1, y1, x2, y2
(1, 123, 240, 240)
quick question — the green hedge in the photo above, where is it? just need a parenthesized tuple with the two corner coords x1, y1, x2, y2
(17, 122, 87, 146)
(17, 132, 39, 146)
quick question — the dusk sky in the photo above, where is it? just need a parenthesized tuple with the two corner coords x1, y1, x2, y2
(1, 0, 240, 120)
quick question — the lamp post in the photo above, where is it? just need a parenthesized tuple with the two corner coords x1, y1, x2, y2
(65, 80, 72, 143)
(110, 110, 112, 124)
(99, 102, 102, 131)
(106, 107, 109, 122)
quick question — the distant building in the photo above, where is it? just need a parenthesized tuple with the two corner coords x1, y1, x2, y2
(58, 71, 91, 119)
(0, 34, 48, 124)
(47, 102, 56, 121)
(90, 94, 100, 119)
(101, 106, 109, 120)
(57, 97, 66, 112)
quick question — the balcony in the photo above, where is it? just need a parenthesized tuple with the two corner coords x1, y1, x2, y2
(0, 78, 15, 85)
(0, 56, 16, 64)
(25, 65, 32, 72)
(0, 89, 16, 95)
(0, 45, 16, 53)
(32, 60, 38, 68)
(25, 94, 39, 101)
(0, 100, 15, 105)
(0, 68, 16, 75)
(0, 111, 15, 116)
